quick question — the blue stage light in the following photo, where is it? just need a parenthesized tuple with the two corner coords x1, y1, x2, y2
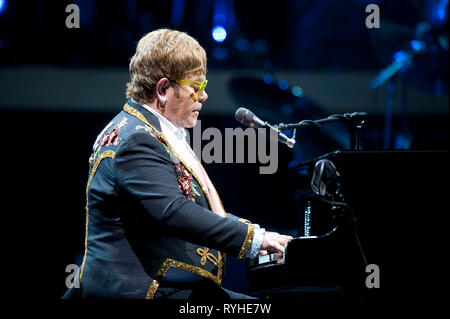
(213, 13, 226, 25)
(263, 74, 273, 84)
(394, 134, 411, 149)
(410, 40, 426, 52)
(0, 0, 6, 14)
(291, 86, 304, 97)
(170, 0, 185, 27)
(432, 0, 448, 24)
(393, 50, 408, 62)
(212, 25, 227, 43)
(278, 80, 289, 90)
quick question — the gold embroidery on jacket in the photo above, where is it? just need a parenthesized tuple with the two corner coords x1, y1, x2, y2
(145, 254, 224, 299)
(196, 247, 219, 267)
(80, 150, 116, 280)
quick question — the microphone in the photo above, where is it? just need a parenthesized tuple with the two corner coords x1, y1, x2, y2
(311, 159, 342, 198)
(235, 107, 296, 148)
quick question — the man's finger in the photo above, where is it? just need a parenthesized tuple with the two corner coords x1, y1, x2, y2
(272, 242, 285, 253)
(259, 250, 268, 256)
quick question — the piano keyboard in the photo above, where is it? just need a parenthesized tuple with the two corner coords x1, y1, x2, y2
(248, 252, 286, 270)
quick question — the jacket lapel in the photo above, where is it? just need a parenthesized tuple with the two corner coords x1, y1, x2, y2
(123, 101, 225, 216)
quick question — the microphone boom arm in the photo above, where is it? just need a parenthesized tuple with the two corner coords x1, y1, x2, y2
(275, 112, 368, 150)
(275, 112, 368, 131)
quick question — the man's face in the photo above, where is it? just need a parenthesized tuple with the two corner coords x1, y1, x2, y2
(163, 74, 208, 128)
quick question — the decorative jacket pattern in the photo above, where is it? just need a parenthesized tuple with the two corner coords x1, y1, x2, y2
(78, 99, 254, 299)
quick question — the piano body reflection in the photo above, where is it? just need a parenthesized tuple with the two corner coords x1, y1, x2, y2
(247, 150, 447, 300)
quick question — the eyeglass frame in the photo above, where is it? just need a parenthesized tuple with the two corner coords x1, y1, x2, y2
(170, 78, 208, 102)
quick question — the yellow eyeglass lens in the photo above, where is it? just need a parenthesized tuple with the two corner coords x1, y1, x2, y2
(173, 79, 208, 101)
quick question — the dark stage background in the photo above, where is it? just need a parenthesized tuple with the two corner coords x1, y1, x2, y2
(0, 0, 448, 304)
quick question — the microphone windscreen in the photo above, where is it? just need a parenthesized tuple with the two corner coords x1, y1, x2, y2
(235, 107, 254, 126)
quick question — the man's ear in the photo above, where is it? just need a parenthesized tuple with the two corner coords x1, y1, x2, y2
(155, 78, 170, 109)
(156, 78, 170, 100)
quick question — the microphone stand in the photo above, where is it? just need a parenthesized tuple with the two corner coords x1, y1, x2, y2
(274, 113, 367, 151)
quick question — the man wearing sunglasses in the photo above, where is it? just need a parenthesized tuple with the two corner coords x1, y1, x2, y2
(64, 29, 292, 299)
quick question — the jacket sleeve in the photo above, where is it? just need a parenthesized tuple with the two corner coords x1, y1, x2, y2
(226, 212, 251, 224)
(113, 131, 254, 259)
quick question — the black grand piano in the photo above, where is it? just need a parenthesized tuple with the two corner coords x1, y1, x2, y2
(247, 150, 447, 302)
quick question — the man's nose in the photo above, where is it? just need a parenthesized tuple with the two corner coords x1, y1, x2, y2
(198, 90, 208, 102)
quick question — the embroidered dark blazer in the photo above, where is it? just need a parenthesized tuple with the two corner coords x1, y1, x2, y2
(78, 99, 254, 299)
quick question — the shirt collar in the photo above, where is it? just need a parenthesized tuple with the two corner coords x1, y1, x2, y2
(133, 99, 186, 141)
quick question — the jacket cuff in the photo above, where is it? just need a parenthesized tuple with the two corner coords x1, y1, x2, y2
(237, 224, 255, 259)
(238, 218, 252, 224)
(246, 227, 265, 258)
